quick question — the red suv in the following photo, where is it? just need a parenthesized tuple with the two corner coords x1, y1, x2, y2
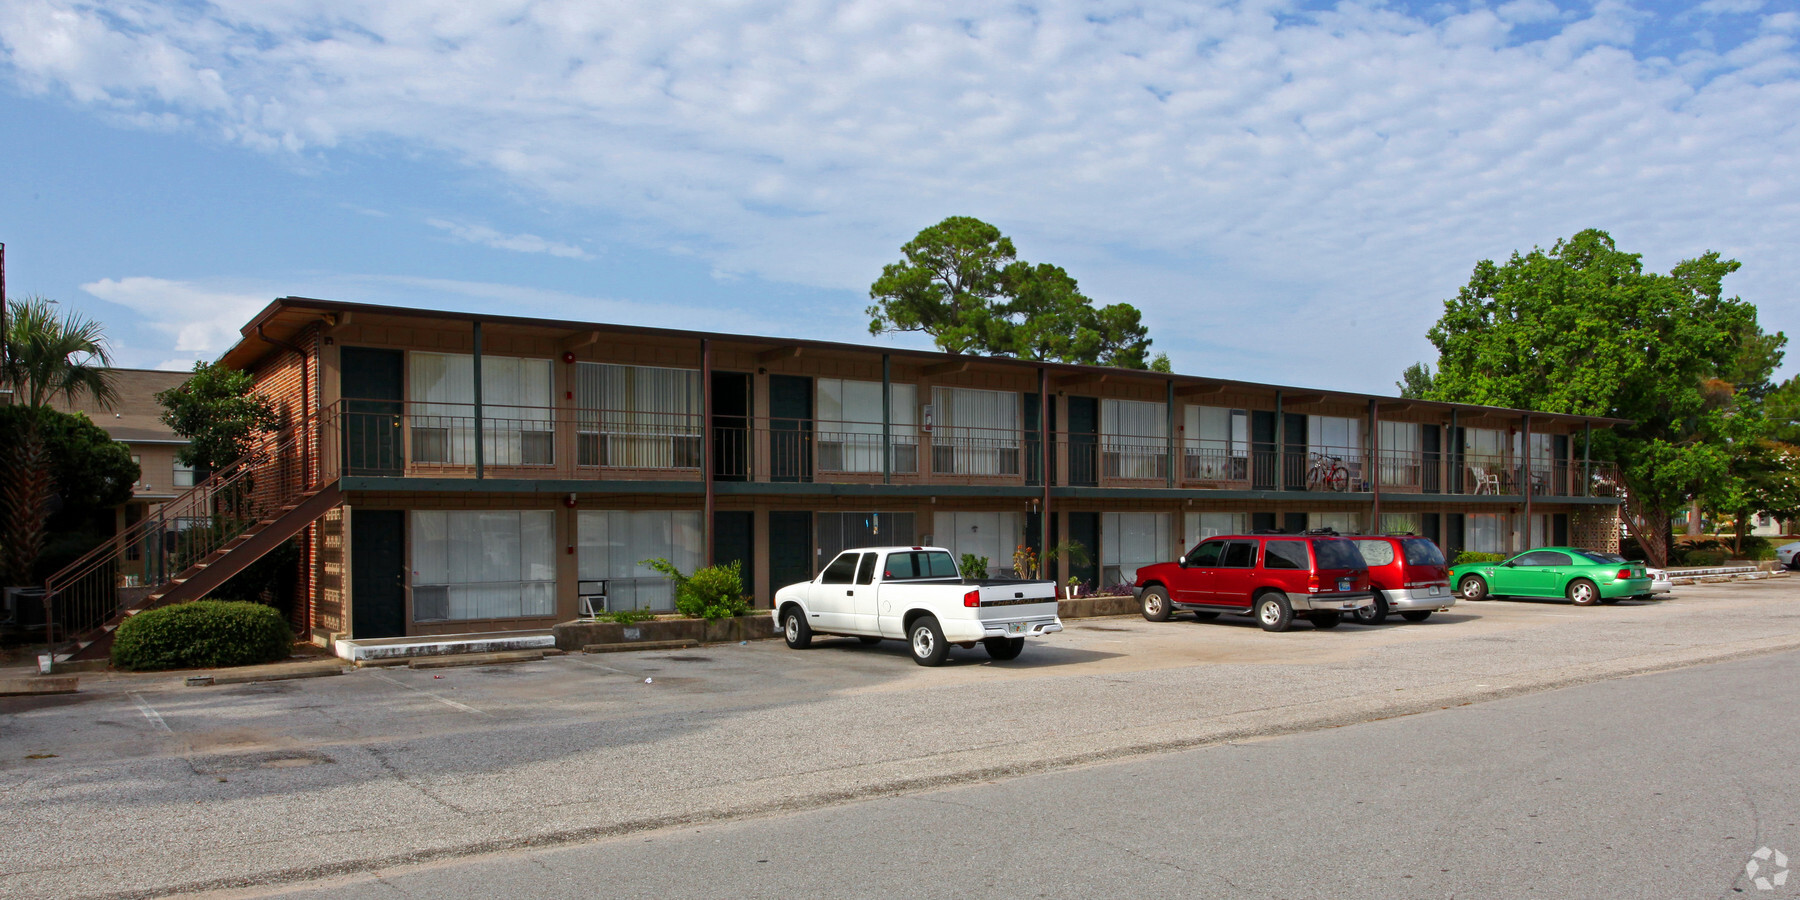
(1346, 534, 1455, 625)
(1133, 533, 1374, 632)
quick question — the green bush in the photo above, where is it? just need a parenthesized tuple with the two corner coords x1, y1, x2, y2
(641, 558, 751, 620)
(604, 607, 658, 624)
(1679, 548, 1728, 567)
(1451, 551, 1508, 565)
(959, 554, 990, 580)
(111, 600, 293, 671)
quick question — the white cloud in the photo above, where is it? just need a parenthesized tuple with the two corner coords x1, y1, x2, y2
(6, 1, 1799, 389)
(80, 277, 267, 355)
(424, 219, 594, 260)
(1497, 0, 1564, 25)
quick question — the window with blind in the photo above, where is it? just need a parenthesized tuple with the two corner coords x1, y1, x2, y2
(1466, 513, 1505, 552)
(410, 352, 554, 467)
(931, 387, 1020, 476)
(577, 510, 705, 611)
(411, 511, 556, 621)
(930, 511, 1022, 576)
(816, 379, 918, 474)
(1308, 511, 1362, 534)
(1185, 511, 1247, 545)
(1100, 399, 1167, 480)
(1102, 512, 1171, 586)
(1184, 406, 1248, 482)
(573, 363, 703, 469)
(1378, 420, 1421, 487)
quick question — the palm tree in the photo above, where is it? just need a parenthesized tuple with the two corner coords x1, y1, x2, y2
(1, 297, 119, 585)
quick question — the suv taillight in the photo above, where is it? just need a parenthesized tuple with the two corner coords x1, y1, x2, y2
(964, 589, 981, 608)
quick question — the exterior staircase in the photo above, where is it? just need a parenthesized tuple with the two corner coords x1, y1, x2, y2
(42, 426, 337, 663)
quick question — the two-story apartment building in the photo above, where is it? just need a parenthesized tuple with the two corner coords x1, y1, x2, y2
(39, 296, 1631, 655)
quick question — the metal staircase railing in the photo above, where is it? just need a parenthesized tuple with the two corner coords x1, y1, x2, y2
(40, 423, 317, 653)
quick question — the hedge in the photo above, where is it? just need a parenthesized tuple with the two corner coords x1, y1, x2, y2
(111, 600, 294, 671)
(1451, 551, 1509, 565)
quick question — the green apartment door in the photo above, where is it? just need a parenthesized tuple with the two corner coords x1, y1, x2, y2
(769, 375, 813, 483)
(340, 347, 405, 476)
(351, 509, 406, 639)
(1066, 397, 1098, 487)
(768, 511, 813, 596)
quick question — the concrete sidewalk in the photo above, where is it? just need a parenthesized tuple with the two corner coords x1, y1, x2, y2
(3, 579, 1798, 900)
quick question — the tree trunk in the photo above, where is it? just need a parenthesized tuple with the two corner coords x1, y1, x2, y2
(0, 418, 54, 585)
(1733, 512, 1748, 556)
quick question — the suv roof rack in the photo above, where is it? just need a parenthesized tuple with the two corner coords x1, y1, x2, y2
(1301, 527, 1339, 536)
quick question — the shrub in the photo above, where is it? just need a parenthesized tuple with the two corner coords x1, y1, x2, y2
(641, 558, 751, 620)
(1679, 548, 1728, 567)
(604, 607, 658, 624)
(1452, 551, 1508, 565)
(111, 600, 293, 671)
(959, 554, 990, 580)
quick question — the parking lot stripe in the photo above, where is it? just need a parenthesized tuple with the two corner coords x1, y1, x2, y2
(128, 693, 172, 733)
(369, 671, 488, 716)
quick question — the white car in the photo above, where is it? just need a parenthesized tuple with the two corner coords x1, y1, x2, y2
(773, 546, 1061, 666)
(1646, 568, 1674, 595)
(1777, 541, 1800, 570)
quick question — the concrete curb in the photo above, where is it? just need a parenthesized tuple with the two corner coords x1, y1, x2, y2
(582, 639, 700, 654)
(184, 661, 348, 687)
(408, 650, 549, 670)
(0, 676, 78, 696)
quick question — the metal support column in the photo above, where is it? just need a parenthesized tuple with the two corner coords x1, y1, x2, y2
(1165, 380, 1176, 489)
(473, 321, 484, 480)
(1274, 391, 1285, 492)
(1522, 414, 1533, 547)
(1039, 367, 1051, 561)
(1583, 423, 1592, 498)
(882, 354, 892, 485)
(702, 339, 714, 563)
(1448, 410, 1458, 494)
(1369, 398, 1381, 530)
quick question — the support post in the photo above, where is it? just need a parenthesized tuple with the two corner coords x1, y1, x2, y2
(473, 321, 484, 480)
(1583, 423, 1592, 498)
(1274, 391, 1285, 492)
(1040, 367, 1051, 563)
(702, 339, 714, 564)
(1522, 414, 1533, 546)
(882, 354, 892, 485)
(1448, 410, 1458, 494)
(1369, 398, 1381, 530)
(1165, 380, 1176, 488)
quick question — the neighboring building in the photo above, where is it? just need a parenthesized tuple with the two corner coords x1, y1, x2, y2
(45, 297, 1632, 651)
(52, 368, 192, 586)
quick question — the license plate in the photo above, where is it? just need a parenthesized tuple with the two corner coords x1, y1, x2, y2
(1006, 622, 1026, 635)
(1429, 586, 1441, 596)
(1338, 579, 1350, 591)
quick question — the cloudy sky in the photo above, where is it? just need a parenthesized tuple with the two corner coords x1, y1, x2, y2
(1, 0, 1795, 393)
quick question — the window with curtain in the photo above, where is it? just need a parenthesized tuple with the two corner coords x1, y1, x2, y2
(930, 511, 1022, 576)
(1184, 406, 1248, 482)
(931, 387, 1020, 476)
(1466, 513, 1505, 552)
(1102, 512, 1171, 586)
(1463, 427, 1507, 490)
(1378, 420, 1421, 487)
(1101, 399, 1167, 480)
(817, 379, 918, 474)
(1308, 511, 1362, 534)
(411, 510, 556, 621)
(574, 363, 702, 469)
(577, 510, 705, 611)
(1185, 511, 1247, 545)
(410, 352, 554, 467)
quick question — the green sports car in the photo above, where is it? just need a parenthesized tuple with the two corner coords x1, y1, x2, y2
(1451, 547, 1653, 606)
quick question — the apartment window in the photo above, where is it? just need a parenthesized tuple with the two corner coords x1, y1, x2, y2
(574, 363, 702, 469)
(931, 511, 1022, 576)
(578, 510, 704, 612)
(1308, 511, 1361, 534)
(172, 461, 196, 488)
(411, 511, 556, 621)
(1099, 399, 1167, 480)
(1185, 406, 1248, 482)
(1185, 511, 1247, 542)
(930, 387, 1020, 476)
(1102, 512, 1171, 587)
(410, 352, 554, 467)
(817, 511, 916, 564)
(1466, 513, 1505, 553)
(1378, 421, 1421, 487)
(816, 379, 918, 474)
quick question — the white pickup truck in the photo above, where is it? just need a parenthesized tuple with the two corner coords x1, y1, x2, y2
(772, 546, 1062, 666)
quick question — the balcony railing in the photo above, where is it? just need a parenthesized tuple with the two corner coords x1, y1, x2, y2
(311, 402, 1621, 497)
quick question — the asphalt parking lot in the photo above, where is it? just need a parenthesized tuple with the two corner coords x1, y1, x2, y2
(4, 578, 1798, 899)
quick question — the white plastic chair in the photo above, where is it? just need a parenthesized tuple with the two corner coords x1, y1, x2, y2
(1470, 465, 1501, 495)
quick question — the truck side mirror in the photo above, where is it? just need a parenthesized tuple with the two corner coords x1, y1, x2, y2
(1178, 555, 1187, 567)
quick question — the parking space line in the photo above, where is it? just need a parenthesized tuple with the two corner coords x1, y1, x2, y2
(369, 671, 488, 716)
(128, 692, 172, 733)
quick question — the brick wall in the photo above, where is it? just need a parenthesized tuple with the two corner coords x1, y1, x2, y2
(1571, 506, 1622, 553)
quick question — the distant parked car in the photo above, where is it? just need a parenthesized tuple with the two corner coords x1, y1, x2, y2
(1592, 551, 1672, 595)
(1778, 541, 1800, 570)
(1451, 548, 1653, 606)
(1346, 534, 1455, 624)
(1133, 533, 1373, 632)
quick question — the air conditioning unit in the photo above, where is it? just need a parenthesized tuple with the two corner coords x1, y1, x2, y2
(578, 580, 609, 618)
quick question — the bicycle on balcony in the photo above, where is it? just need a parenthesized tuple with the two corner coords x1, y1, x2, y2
(1306, 452, 1349, 492)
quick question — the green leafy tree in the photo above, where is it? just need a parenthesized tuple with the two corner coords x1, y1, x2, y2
(1396, 362, 1434, 399)
(1423, 229, 1766, 567)
(157, 362, 280, 475)
(1, 297, 120, 584)
(868, 217, 1170, 370)
(0, 406, 138, 581)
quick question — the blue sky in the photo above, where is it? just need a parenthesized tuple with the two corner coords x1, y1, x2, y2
(1, 0, 1795, 393)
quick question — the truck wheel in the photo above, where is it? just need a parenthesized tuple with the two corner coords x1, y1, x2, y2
(858, 636, 882, 645)
(1353, 592, 1390, 625)
(1400, 611, 1432, 622)
(1459, 575, 1489, 601)
(1140, 586, 1173, 622)
(982, 637, 1025, 660)
(1310, 611, 1342, 629)
(909, 616, 950, 667)
(782, 608, 813, 649)
(1255, 592, 1294, 632)
(1566, 579, 1599, 606)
